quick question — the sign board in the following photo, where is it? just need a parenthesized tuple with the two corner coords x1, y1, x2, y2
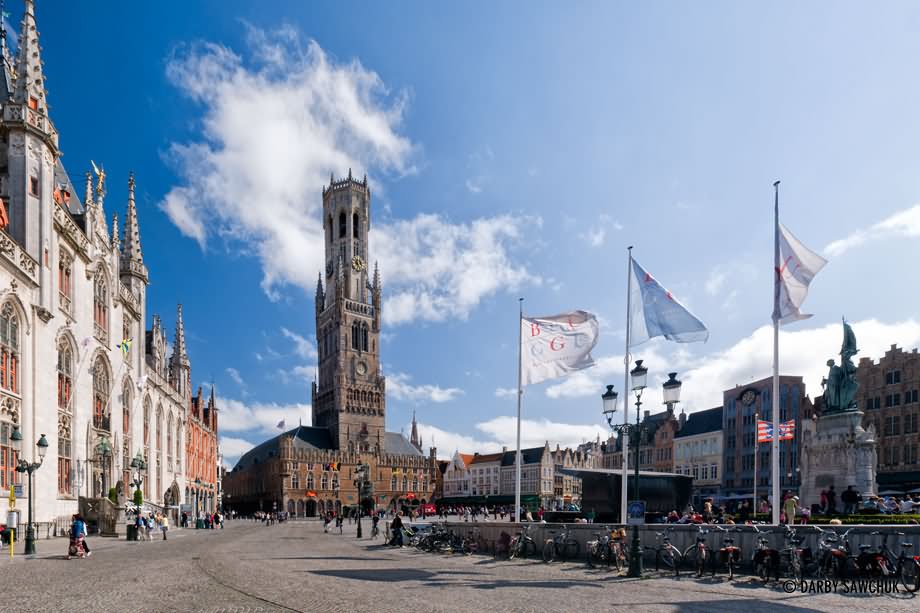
(627, 500, 646, 525)
(13, 485, 23, 497)
(180, 504, 193, 515)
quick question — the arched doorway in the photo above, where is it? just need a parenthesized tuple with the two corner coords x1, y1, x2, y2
(297, 500, 305, 516)
(287, 500, 295, 514)
(334, 500, 342, 515)
(306, 499, 317, 517)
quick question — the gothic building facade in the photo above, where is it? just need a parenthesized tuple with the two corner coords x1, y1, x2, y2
(224, 173, 437, 516)
(0, 1, 218, 524)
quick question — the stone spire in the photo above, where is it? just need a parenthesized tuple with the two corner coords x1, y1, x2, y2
(410, 411, 420, 451)
(314, 272, 324, 316)
(169, 304, 191, 397)
(0, 8, 14, 99)
(13, 0, 48, 113)
(172, 304, 189, 366)
(110, 212, 119, 248)
(120, 172, 148, 282)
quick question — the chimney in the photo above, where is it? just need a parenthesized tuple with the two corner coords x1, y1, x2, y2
(644, 410, 650, 420)
(502, 446, 507, 454)
(679, 410, 687, 430)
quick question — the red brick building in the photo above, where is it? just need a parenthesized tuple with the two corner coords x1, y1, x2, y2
(186, 386, 219, 515)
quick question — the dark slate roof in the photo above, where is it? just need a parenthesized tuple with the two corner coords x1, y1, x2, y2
(385, 432, 423, 456)
(675, 406, 724, 438)
(500, 446, 546, 467)
(54, 159, 83, 215)
(232, 425, 333, 471)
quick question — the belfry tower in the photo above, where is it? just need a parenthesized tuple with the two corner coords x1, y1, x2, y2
(311, 170, 385, 452)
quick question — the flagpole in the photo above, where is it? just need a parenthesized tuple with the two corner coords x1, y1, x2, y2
(515, 297, 523, 522)
(753, 412, 758, 518)
(771, 180, 781, 525)
(621, 246, 633, 524)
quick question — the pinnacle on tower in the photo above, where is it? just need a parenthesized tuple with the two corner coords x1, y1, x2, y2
(372, 261, 381, 290)
(172, 303, 190, 367)
(111, 212, 119, 247)
(121, 172, 148, 281)
(13, 1, 45, 105)
(410, 410, 420, 450)
(0, 9, 13, 99)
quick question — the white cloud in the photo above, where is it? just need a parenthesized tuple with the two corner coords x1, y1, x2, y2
(219, 436, 255, 469)
(465, 179, 482, 194)
(578, 214, 622, 248)
(225, 367, 244, 387)
(494, 387, 518, 398)
(280, 327, 317, 360)
(161, 25, 535, 323)
(705, 269, 727, 296)
(372, 214, 540, 325)
(218, 396, 312, 436)
(415, 417, 606, 460)
(387, 371, 463, 403)
(277, 364, 316, 386)
(825, 204, 920, 257)
(544, 319, 920, 413)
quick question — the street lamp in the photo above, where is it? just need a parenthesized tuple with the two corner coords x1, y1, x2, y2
(12, 428, 49, 555)
(195, 478, 201, 520)
(662, 372, 682, 411)
(129, 451, 146, 500)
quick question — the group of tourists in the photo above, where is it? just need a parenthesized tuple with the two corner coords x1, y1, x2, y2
(134, 512, 170, 540)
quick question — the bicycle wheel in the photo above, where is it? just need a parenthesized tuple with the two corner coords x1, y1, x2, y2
(790, 554, 803, 582)
(682, 546, 699, 573)
(508, 537, 521, 560)
(611, 543, 622, 572)
(900, 559, 920, 593)
(564, 540, 580, 561)
(662, 547, 680, 576)
(586, 543, 598, 569)
(523, 539, 538, 558)
(543, 541, 556, 563)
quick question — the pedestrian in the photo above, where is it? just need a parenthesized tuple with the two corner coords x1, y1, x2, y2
(819, 489, 828, 514)
(69, 514, 91, 558)
(783, 495, 798, 525)
(161, 513, 169, 540)
(841, 486, 859, 515)
(146, 515, 154, 541)
(336, 514, 343, 534)
(390, 512, 404, 547)
(826, 485, 838, 514)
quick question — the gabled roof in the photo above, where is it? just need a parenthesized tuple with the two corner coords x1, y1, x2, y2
(675, 406, 724, 438)
(457, 453, 475, 467)
(500, 446, 546, 467)
(385, 432, 423, 457)
(470, 452, 503, 464)
(233, 425, 334, 471)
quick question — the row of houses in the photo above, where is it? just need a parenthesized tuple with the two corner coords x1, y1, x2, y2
(434, 442, 601, 510)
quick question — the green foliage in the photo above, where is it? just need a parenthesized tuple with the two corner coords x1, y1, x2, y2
(133, 489, 144, 507)
(108, 487, 118, 503)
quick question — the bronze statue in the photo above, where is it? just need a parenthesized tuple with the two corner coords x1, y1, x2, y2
(822, 319, 859, 413)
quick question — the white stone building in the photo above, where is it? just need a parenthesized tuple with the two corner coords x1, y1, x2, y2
(0, 1, 215, 526)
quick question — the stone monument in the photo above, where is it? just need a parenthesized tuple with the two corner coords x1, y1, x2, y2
(800, 320, 877, 508)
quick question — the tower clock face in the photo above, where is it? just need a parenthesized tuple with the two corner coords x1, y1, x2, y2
(741, 389, 757, 406)
(352, 255, 365, 272)
(355, 360, 368, 376)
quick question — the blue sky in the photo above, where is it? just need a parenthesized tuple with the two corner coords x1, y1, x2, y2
(29, 1, 920, 466)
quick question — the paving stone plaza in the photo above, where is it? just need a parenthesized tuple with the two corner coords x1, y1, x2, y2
(2, 520, 917, 612)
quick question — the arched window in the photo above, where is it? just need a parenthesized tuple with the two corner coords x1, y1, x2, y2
(338, 212, 346, 238)
(167, 413, 174, 470)
(352, 321, 360, 350)
(58, 250, 73, 313)
(326, 216, 332, 244)
(57, 338, 73, 410)
(402, 477, 408, 492)
(92, 357, 110, 430)
(321, 473, 328, 490)
(143, 398, 150, 445)
(0, 303, 19, 394)
(412, 478, 418, 492)
(331, 474, 339, 491)
(361, 323, 369, 352)
(175, 423, 181, 471)
(156, 407, 163, 449)
(391, 475, 397, 490)
(307, 473, 314, 490)
(353, 213, 360, 238)
(291, 473, 300, 489)
(122, 381, 132, 436)
(93, 273, 108, 342)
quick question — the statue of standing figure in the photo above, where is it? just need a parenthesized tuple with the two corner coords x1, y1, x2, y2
(823, 319, 859, 413)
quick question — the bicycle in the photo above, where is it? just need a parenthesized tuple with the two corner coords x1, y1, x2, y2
(586, 525, 615, 570)
(751, 525, 780, 582)
(682, 525, 710, 577)
(543, 524, 580, 563)
(811, 526, 848, 580)
(644, 527, 681, 577)
(778, 525, 811, 581)
(871, 530, 920, 591)
(710, 525, 741, 580)
(508, 524, 538, 560)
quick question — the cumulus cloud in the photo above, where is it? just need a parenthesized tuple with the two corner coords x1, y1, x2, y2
(372, 214, 539, 325)
(218, 395, 312, 436)
(578, 214, 622, 248)
(825, 204, 920, 257)
(387, 372, 463, 403)
(494, 387, 518, 398)
(225, 367, 244, 387)
(544, 318, 920, 413)
(415, 417, 607, 459)
(161, 25, 537, 323)
(219, 436, 255, 469)
(280, 327, 317, 360)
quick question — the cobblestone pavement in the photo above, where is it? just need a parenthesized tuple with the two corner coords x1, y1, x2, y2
(2, 520, 919, 612)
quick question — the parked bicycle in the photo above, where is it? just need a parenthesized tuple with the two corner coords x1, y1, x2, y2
(751, 525, 780, 582)
(508, 524, 538, 560)
(682, 525, 710, 577)
(778, 525, 811, 582)
(543, 524, 580, 563)
(710, 525, 741, 580)
(864, 530, 920, 591)
(586, 525, 617, 570)
(644, 527, 681, 576)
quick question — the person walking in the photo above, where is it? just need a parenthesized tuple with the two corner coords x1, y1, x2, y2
(783, 495, 798, 525)
(161, 513, 169, 540)
(826, 486, 838, 514)
(390, 512, 404, 547)
(69, 514, 91, 558)
(841, 486, 859, 515)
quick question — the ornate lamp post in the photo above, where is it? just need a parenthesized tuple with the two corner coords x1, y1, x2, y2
(129, 451, 146, 500)
(194, 478, 201, 519)
(12, 428, 49, 555)
(602, 360, 650, 578)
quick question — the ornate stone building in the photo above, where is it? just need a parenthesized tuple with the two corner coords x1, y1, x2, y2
(223, 173, 436, 516)
(0, 1, 218, 525)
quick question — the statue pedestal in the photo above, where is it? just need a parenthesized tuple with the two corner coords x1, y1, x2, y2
(800, 410, 877, 509)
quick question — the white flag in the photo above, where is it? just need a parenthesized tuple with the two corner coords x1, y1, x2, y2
(521, 311, 599, 386)
(629, 259, 709, 347)
(776, 223, 827, 324)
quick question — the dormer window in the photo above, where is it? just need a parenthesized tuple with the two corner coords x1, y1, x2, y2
(28, 97, 38, 111)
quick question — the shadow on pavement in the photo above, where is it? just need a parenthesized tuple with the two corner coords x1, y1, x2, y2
(311, 568, 438, 582)
(667, 598, 824, 612)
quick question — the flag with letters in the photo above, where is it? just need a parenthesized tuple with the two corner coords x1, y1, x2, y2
(628, 259, 708, 347)
(520, 311, 599, 386)
(775, 224, 827, 324)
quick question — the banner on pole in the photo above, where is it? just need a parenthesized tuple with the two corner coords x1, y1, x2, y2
(628, 259, 709, 346)
(520, 311, 599, 386)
